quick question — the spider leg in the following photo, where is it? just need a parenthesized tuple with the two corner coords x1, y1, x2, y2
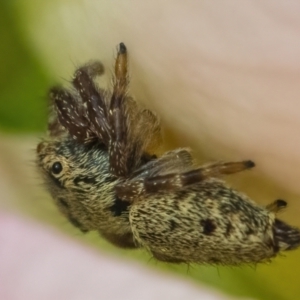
(100, 231, 137, 249)
(47, 90, 66, 138)
(113, 43, 128, 95)
(124, 107, 162, 172)
(116, 160, 254, 201)
(144, 160, 255, 193)
(266, 199, 287, 213)
(72, 61, 111, 145)
(106, 43, 130, 176)
(135, 109, 162, 155)
(49, 87, 90, 141)
(132, 148, 193, 178)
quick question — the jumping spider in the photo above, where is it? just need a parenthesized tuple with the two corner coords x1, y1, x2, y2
(36, 43, 300, 264)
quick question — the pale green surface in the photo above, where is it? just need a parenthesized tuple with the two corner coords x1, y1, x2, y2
(1, 2, 300, 300)
(0, 3, 50, 132)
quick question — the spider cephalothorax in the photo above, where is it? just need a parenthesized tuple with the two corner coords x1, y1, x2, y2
(36, 43, 300, 264)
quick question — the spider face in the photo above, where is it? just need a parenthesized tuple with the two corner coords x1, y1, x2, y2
(37, 139, 118, 233)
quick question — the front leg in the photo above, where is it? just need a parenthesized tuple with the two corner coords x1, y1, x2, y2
(108, 43, 129, 176)
(54, 43, 162, 178)
(72, 61, 111, 145)
(108, 43, 162, 176)
(49, 87, 91, 141)
(52, 60, 111, 144)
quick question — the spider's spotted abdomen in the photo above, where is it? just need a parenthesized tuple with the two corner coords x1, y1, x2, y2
(130, 178, 276, 264)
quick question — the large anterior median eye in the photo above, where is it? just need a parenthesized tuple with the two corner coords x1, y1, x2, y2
(51, 161, 63, 175)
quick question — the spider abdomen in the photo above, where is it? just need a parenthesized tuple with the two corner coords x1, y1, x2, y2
(130, 179, 281, 265)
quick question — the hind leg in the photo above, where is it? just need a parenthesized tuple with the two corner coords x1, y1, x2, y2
(266, 199, 287, 213)
(143, 160, 255, 193)
(116, 160, 255, 201)
(151, 251, 185, 263)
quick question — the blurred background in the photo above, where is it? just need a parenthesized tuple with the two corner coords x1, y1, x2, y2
(1, 1, 300, 300)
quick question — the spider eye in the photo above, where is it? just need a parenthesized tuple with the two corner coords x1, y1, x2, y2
(51, 162, 63, 174)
